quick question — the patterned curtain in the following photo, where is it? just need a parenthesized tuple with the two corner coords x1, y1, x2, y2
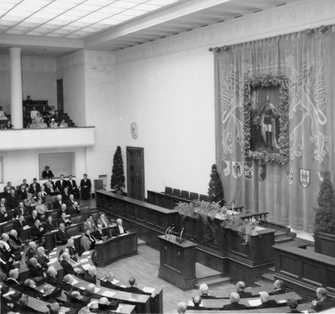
(215, 26, 335, 232)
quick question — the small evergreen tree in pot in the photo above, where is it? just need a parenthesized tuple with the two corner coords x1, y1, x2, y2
(111, 146, 125, 190)
(208, 164, 224, 205)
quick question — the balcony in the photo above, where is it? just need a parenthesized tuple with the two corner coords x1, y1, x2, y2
(0, 127, 95, 150)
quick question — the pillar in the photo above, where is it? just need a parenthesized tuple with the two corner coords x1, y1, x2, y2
(9, 47, 23, 128)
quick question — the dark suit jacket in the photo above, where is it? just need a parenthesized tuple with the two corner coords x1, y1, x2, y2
(239, 290, 256, 298)
(28, 263, 44, 278)
(53, 200, 63, 211)
(30, 224, 45, 240)
(56, 229, 69, 245)
(55, 180, 68, 193)
(311, 298, 334, 312)
(42, 170, 54, 179)
(61, 259, 76, 275)
(29, 182, 41, 194)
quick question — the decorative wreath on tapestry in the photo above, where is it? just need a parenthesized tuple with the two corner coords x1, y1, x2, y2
(243, 75, 289, 165)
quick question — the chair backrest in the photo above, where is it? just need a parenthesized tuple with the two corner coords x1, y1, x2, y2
(181, 190, 190, 200)
(199, 194, 210, 202)
(189, 192, 199, 200)
(172, 189, 181, 197)
(165, 187, 173, 195)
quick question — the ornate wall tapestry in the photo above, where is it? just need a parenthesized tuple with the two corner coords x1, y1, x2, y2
(214, 26, 335, 232)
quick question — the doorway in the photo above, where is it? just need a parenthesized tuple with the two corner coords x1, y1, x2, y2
(126, 147, 145, 201)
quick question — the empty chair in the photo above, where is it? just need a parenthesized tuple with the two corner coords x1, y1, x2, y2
(181, 190, 190, 200)
(200, 194, 210, 202)
(189, 192, 199, 200)
(165, 187, 173, 195)
(172, 189, 181, 197)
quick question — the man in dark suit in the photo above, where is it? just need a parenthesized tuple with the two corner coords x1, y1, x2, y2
(7, 188, 18, 210)
(56, 222, 69, 245)
(8, 229, 22, 259)
(14, 201, 28, 217)
(236, 281, 255, 298)
(258, 291, 283, 308)
(222, 292, 248, 310)
(270, 279, 287, 295)
(55, 174, 68, 194)
(29, 178, 41, 196)
(53, 194, 63, 212)
(80, 173, 91, 200)
(287, 298, 302, 313)
(42, 165, 54, 179)
(44, 179, 56, 195)
(13, 214, 26, 237)
(310, 287, 334, 312)
(44, 214, 56, 232)
(16, 184, 28, 201)
(68, 175, 79, 198)
(27, 256, 44, 278)
(67, 194, 80, 215)
(30, 219, 45, 242)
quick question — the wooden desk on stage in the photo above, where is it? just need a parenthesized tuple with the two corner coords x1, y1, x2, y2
(158, 235, 197, 290)
(95, 232, 138, 267)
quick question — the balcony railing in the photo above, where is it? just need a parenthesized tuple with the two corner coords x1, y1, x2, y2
(0, 126, 95, 150)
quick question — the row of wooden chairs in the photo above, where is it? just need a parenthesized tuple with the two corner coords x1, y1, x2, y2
(164, 187, 210, 202)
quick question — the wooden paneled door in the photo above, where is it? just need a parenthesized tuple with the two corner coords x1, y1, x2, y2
(126, 147, 145, 201)
(57, 79, 64, 112)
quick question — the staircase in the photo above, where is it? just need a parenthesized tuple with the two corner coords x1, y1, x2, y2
(195, 262, 231, 288)
(261, 221, 296, 243)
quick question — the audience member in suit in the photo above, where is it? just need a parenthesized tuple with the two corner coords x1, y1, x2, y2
(68, 290, 90, 308)
(53, 194, 63, 212)
(92, 224, 105, 240)
(30, 219, 46, 242)
(7, 188, 18, 210)
(56, 222, 70, 245)
(236, 281, 255, 298)
(27, 256, 44, 278)
(222, 292, 248, 310)
(22, 278, 43, 298)
(16, 185, 28, 201)
(94, 297, 119, 312)
(115, 218, 127, 235)
(80, 173, 92, 200)
(8, 229, 23, 259)
(0, 205, 9, 222)
(60, 252, 82, 275)
(27, 209, 39, 227)
(45, 266, 60, 286)
(199, 283, 218, 299)
(258, 291, 283, 308)
(14, 201, 28, 217)
(60, 212, 72, 226)
(0, 233, 15, 263)
(100, 273, 119, 290)
(84, 215, 97, 233)
(68, 175, 79, 198)
(80, 228, 96, 252)
(13, 214, 26, 237)
(44, 179, 56, 195)
(4, 268, 22, 298)
(29, 178, 41, 196)
(270, 279, 287, 295)
(42, 165, 54, 179)
(35, 197, 48, 218)
(3, 181, 13, 193)
(67, 194, 80, 215)
(55, 174, 68, 194)
(310, 287, 333, 313)
(64, 237, 79, 261)
(287, 298, 302, 313)
(36, 246, 49, 270)
(58, 203, 68, 219)
(62, 186, 71, 203)
(25, 241, 38, 260)
(0, 197, 7, 210)
(20, 178, 29, 190)
(44, 214, 56, 232)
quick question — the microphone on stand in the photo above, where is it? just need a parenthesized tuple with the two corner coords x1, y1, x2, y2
(179, 227, 184, 240)
(165, 226, 171, 237)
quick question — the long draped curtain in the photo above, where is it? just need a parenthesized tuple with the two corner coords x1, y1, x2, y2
(215, 26, 335, 232)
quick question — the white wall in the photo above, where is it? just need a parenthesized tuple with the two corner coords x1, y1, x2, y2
(114, 0, 335, 196)
(0, 54, 57, 113)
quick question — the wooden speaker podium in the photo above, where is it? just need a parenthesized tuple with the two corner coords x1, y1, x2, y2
(158, 234, 197, 290)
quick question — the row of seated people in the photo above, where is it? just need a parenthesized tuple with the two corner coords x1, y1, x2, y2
(1, 217, 156, 314)
(181, 280, 334, 313)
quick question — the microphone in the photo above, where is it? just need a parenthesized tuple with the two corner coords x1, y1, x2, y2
(169, 225, 175, 235)
(179, 228, 184, 240)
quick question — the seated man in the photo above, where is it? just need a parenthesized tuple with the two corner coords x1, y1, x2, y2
(7, 188, 18, 210)
(258, 291, 283, 308)
(188, 295, 202, 309)
(44, 214, 56, 232)
(27, 256, 44, 279)
(44, 179, 56, 195)
(23, 278, 43, 298)
(56, 222, 70, 245)
(97, 213, 111, 229)
(29, 178, 41, 196)
(8, 229, 23, 259)
(30, 219, 46, 242)
(81, 264, 97, 284)
(60, 212, 72, 226)
(0, 204, 9, 222)
(199, 283, 217, 299)
(287, 298, 302, 313)
(36, 246, 49, 270)
(60, 237, 79, 262)
(80, 228, 96, 252)
(67, 194, 80, 215)
(13, 214, 27, 237)
(35, 198, 48, 217)
(45, 266, 60, 286)
(53, 194, 63, 212)
(236, 280, 255, 298)
(270, 279, 287, 295)
(60, 252, 82, 275)
(310, 287, 333, 312)
(27, 209, 39, 227)
(68, 290, 90, 308)
(222, 292, 248, 310)
(25, 241, 37, 259)
(5, 268, 21, 289)
(16, 185, 28, 201)
(14, 201, 28, 217)
(92, 223, 105, 240)
(96, 297, 118, 312)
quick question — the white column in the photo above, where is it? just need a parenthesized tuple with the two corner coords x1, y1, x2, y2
(9, 47, 23, 129)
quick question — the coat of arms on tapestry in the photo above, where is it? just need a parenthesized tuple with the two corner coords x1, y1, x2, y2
(243, 75, 289, 165)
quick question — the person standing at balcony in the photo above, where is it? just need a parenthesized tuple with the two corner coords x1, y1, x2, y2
(55, 174, 67, 194)
(80, 174, 91, 200)
(29, 178, 41, 196)
(42, 165, 54, 179)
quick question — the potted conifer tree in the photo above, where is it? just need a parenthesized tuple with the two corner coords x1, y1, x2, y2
(208, 164, 224, 205)
(111, 146, 125, 192)
(314, 171, 335, 257)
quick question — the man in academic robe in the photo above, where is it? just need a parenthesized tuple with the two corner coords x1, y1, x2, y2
(29, 178, 41, 196)
(80, 174, 92, 200)
(55, 174, 68, 194)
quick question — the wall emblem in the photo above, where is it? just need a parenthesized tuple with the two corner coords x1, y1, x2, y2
(299, 168, 311, 188)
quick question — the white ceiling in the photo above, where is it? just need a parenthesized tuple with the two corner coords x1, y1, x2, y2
(0, 0, 304, 54)
(0, 0, 180, 38)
